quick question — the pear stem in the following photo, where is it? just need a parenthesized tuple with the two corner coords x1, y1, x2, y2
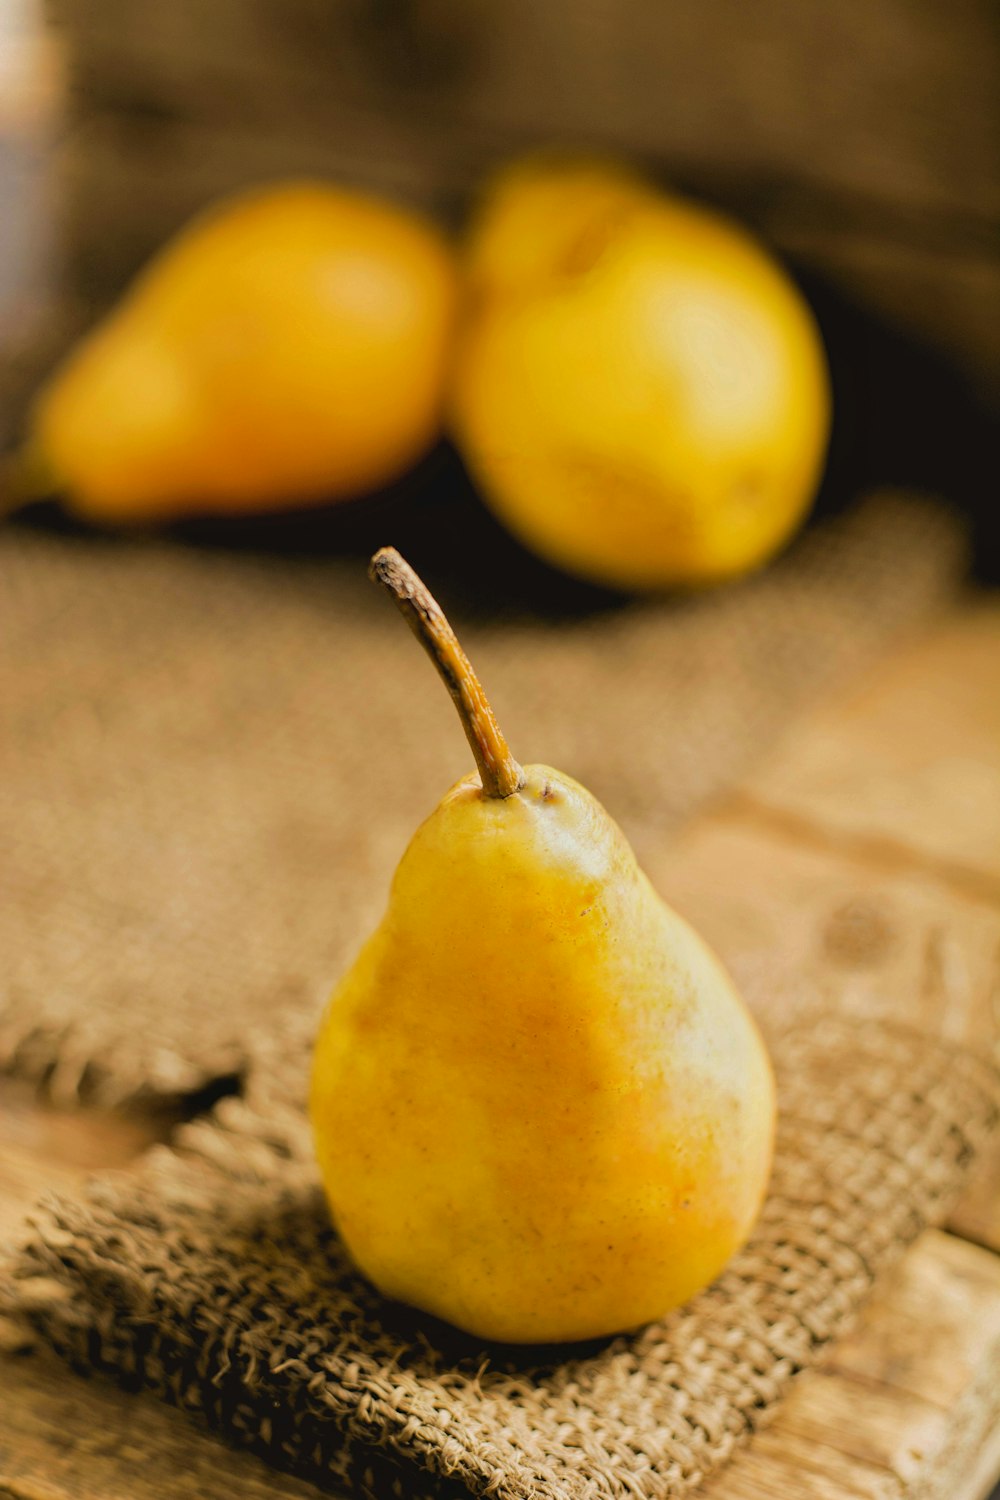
(369, 547, 524, 799)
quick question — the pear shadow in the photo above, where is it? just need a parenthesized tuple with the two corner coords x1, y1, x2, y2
(169, 442, 634, 625)
(214, 1183, 620, 1385)
(88, 1178, 635, 1498)
(376, 1288, 617, 1376)
(10, 442, 632, 626)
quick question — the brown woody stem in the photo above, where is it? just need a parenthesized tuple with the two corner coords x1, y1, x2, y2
(369, 547, 524, 799)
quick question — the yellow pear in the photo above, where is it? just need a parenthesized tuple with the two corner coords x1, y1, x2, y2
(451, 154, 830, 589)
(23, 183, 457, 523)
(310, 549, 775, 1343)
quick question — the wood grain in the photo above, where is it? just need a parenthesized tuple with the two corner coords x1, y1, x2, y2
(0, 1349, 334, 1500)
(699, 1231, 1000, 1500)
(649, 815, 1000, 1054)
(0, 1077, 167, 1247)
(54, 0, 999, 222)
(739, 602, 1000, 898)
(649, 813, 1000, 1258)
(673, 601, 1000, 1256)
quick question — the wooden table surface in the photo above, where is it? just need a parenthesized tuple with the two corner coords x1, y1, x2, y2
(2, 600, 999, 1500)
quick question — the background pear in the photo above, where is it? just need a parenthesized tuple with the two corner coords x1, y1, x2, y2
(24, 183, 457, 524)
(450, 154, 830, 590)
(311, 549, 776, 1344)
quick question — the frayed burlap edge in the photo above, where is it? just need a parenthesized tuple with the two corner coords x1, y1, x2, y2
(5, 1016, 999, 1500)
(0, 491, 969, 1117)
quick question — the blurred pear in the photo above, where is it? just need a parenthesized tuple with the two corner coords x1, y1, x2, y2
(452, 155, 830, 589)
(23, 182, 458, 522)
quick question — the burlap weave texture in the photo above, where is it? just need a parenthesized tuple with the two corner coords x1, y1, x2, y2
(9, 1017, 999, 1499)
(4, 488, 998, 1498)
(0, 490, 966, 1115)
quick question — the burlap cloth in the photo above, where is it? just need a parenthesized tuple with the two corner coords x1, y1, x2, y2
(0, 490, 970, 1112)
(9, 1017, 1000, 1500)
(3, 489, 999, 1497)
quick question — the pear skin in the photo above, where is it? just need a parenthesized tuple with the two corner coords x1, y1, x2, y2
(310, 550, 775, 1344)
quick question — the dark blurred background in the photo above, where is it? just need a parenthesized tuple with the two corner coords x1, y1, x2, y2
(1, 0, 997, 598)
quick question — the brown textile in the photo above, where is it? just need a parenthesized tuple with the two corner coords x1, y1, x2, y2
(3, 488, 997, 1497)
(0, 491, 966, 1113)
(8, 1017, 999, 1499)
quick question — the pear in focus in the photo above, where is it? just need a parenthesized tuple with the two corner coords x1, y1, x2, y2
(310, 549, 775, 1343)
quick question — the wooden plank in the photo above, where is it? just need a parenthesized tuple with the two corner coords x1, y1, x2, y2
(701, 1428, 902, 1500)
(0, 1081, 334, 1498)
(827, 1229, 1000, 1407)
(659, 601, 1000, 1255)
(648, 814, 1000, 1058)
(738, 601, 1000, 898)
(647, 813, 1000, 1252)
(0, 1076, 167, 1246)
(964, 1424, 1000, 1500)
(0, 1350, 333, 1500)
(700, 1230, 1000, 1500)
(950, 1148, 1000, 1253)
